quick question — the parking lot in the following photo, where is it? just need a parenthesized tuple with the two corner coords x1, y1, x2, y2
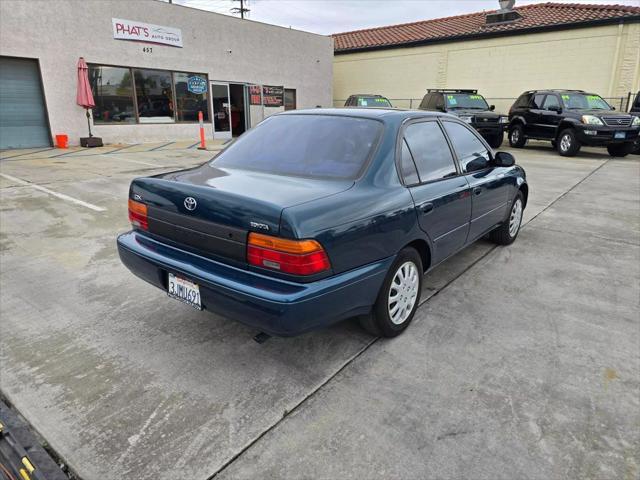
(0, 142, 638, 480)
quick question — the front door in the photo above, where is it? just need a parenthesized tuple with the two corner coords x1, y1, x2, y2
(540, 94, 562, 139)
(210, 82, 231, 140)
(441, 120, 510, 241)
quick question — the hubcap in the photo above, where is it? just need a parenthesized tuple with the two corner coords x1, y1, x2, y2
(509, 199, 523, 237)
(560, 134, 571, 152)
(511, 129, 520, 143)
(388, 261, 419, 325)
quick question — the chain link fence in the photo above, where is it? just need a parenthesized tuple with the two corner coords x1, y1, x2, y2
(334, 95, 634, 113)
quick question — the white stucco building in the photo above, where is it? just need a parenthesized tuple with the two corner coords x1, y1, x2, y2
(0, 0, 333, 148)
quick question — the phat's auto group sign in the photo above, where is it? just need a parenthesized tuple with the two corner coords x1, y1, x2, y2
(112, 18, 183, 48)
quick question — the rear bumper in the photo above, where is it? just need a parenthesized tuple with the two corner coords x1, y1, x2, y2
(117, 231, 393, 336)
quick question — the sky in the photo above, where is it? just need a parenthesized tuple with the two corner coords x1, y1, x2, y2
(172, 0, 640, 35)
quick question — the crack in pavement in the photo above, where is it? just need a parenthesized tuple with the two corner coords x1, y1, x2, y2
(208, 159, 611, 479)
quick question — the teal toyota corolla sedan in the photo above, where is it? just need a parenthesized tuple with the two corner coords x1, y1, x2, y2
(117, 108, 528, 337)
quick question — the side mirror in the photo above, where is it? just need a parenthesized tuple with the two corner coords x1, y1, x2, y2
(611, 106, 616, 110)
(489, 105, 495, 111)
(549, 105, 562, 113)
(494, 151, 515, 167)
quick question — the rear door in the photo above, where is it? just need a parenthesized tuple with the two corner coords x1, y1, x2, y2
(540, 94, 563, 139)
(400, 119, 471, 265)
(525, 93, 547, 137)
(441, 120, 510, 241)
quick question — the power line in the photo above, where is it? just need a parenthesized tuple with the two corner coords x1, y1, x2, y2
(230, 0, 250, 19)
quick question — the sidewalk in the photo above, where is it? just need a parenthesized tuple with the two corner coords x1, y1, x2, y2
(0, 139, 227, 161)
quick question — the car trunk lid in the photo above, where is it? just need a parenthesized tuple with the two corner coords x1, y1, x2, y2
(130, 163, 353, 265)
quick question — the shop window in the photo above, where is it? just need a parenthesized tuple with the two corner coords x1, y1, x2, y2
(284, 89, 297, 111)
(88, 65, 135, 124)
(174, 72, 209, 122)
(133, 69, 174, 123)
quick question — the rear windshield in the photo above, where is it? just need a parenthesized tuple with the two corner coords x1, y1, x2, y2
(356, 96, 392, 107)
(445, 94, 489, 110)
(212, 115, 382, 179)
(561, 93, 610, 110)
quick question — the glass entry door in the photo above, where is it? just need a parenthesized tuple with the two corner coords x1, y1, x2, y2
(210, 82, 231, 140)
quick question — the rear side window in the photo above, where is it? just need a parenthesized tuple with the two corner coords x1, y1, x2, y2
(532, 94, 546, 109)
(213, 115, 382, 179)
(403, 122, 457, 183)
(400, 139, 420, 185)
(442, 121, 491, 173)
(514, 93, 532, 108)
(419, 94, 431, 109)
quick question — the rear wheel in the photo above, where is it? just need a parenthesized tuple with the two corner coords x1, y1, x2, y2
(557, 129, 581, 156)
(489, 192, 524, 246)
(509, 124, 526, 148)
(359, 247, 422, 337)
(487, 132, 504, 149)
(607, 143, 632, 157)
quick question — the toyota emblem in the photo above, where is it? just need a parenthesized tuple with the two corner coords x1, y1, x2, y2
(184, 197, 197, 211)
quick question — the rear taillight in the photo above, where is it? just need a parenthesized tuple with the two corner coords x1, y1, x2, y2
(128, 198, 148, 230)
(247, 233, 330, 276)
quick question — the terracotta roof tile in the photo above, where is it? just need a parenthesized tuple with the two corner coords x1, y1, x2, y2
(333, 2, 640, 52)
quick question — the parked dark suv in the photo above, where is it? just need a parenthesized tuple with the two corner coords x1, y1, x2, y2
(508, 89, 640, 157)
(629, 91, 640, 154)
(418, 89, 508, 148)
(344, 94, 393, 108)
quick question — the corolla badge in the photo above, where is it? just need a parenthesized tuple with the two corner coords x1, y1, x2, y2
(184, 197, 197, 211)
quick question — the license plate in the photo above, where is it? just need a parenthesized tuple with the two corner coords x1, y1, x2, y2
(167, 273, 201, 310)
(614, 131, 626, 139)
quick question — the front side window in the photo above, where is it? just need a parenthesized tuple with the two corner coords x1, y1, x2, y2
(213, 115, 382, 179)
(134, 69, 174, 123)
(543, 95, 560, 110)
(403, 122, 457, 183)
(88, 65, 135, 124)
(561, 93, 610, 110)
(445, 93, 489, 110)
(443, 121, 491, 173)
(173, 72, 209, 122)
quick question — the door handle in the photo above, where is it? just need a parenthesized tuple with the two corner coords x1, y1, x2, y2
(473, 187, 483, 196)
(420, 202, 434, 214)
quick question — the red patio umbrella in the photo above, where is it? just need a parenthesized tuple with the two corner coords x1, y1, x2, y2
(76, 57, 95, 138)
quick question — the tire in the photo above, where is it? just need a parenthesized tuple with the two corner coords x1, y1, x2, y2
(509, 124, 526, 148)
(359, 247, 423, 337)
(557, 129, 581, 157)
(607, 143, 632, 158)
(489, 191, 524, 246)
(487, 132, 504, 149)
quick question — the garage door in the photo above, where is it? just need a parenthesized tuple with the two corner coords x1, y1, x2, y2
(0, 57, 51, 150)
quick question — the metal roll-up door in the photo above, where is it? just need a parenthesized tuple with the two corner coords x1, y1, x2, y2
(0, 57, 51, 150)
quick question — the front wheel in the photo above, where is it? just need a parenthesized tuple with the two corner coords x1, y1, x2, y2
(607, 143, 632, 157)
(509, 124, 527, 148)
(489, 192, 524, 245)
(487, 132, 504, 149)
(359, 247, 423, 337)
(557, 129, 581, 156)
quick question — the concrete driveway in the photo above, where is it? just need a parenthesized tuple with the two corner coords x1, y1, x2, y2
(0, 142, 638, 480)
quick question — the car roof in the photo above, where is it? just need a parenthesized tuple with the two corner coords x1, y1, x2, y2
(349, 94, 388, 97)
(278, 108, 442, 121)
